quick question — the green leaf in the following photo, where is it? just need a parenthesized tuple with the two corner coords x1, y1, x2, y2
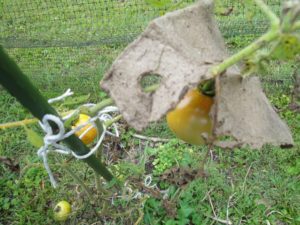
(271, 34, 300, 60)
(287, 158, 300, 175)
(165, 220, 177, 225)
(24, 126, 44, 148)
(178, 205, 194, 218)
(191, 213, 202, 224)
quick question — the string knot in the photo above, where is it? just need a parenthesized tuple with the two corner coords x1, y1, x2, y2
(36, 90, 119, 188)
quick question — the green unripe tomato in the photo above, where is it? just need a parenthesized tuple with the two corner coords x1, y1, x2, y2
(53, 200, 72, 222)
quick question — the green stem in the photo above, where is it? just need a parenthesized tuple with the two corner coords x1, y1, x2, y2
(62, 163, 94, 200)
(104, 115, 123, 127)
(211, 29, 279, 77)
(0, 46, 114, 183)
(88, 98, 114, 116)
(254, 0, 280, 28)
(0, 110, 76, 129)
(0, 118, 38, 129)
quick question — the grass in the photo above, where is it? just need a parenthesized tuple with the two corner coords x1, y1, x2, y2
(1, 0, 281, 47)
(0, 0, 299, 224)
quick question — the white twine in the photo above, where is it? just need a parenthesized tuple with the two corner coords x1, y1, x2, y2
(144, 174, 157, 189)
(111, 174, 169, 205)
(142, 174, 169, 199)
(48, 88, 74, 104)
(37, 90, 119, 188)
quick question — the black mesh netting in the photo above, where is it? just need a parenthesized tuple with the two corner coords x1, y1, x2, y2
(0, 0, 281, 48)
(0, 0, 294, 95)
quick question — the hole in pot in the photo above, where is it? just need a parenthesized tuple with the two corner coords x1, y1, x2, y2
(217, 135, 236, 142)
(139, 73, 162, 93)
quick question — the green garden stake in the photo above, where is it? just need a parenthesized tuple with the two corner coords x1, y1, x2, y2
(0, 46, 114, 186)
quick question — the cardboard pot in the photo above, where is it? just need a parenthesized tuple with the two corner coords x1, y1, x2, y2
(101, 0, 293, 149)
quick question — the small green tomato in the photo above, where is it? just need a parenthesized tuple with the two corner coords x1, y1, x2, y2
(53, 200, 72, 222)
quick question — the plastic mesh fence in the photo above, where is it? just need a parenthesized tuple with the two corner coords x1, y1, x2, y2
(0, 0, 294, 96)
(0, 0, 281, 48)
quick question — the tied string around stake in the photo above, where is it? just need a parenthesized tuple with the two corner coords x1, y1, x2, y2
(37, 90, 119, 188)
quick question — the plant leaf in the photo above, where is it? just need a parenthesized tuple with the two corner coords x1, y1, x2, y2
(271, 34, 300, 60)
(24, 126, 44, 148)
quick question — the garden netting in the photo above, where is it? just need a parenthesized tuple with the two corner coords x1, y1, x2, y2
(0, 0, 293, 95)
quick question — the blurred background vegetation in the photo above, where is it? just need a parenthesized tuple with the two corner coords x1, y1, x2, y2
(1, 1, 299, 224)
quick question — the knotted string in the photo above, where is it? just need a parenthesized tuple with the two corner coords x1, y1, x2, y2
(37, 90, 119, 187)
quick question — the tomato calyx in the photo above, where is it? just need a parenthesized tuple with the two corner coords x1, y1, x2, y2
(54, 205, 61, 213)
(198, 79, 215, 97)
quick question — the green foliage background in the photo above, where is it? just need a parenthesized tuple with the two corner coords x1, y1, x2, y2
(0, 0, 299, 224)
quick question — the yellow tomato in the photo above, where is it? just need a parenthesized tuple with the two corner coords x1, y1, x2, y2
(166, 89, 213, 145)
(53, 200, 72, 222)
(73, 114, 97, 145)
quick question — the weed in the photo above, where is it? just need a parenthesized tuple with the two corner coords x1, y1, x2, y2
(145, 139, 202, 175)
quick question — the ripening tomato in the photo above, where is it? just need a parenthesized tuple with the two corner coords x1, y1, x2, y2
(73, 114, 97, 145)
(166, 89, 213, 145)
(53, 200, 72, 221)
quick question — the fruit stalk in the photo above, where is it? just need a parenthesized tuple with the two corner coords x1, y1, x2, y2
(0, 46, 114, 182)
(211, 29, 279, 77)
(211, 0, 281, 77)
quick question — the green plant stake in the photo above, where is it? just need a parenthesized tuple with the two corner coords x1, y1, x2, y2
(0, 46, 114, 186)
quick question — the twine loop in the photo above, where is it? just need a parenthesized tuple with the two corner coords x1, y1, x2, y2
(37, 90, 119, 187)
